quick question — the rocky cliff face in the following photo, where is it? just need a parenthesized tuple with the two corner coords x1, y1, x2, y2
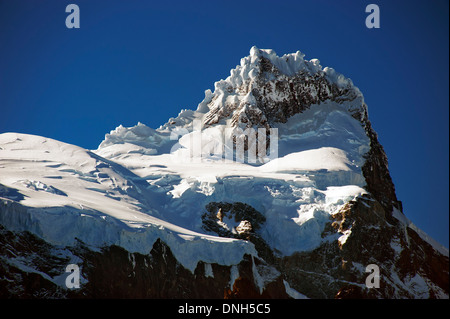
(281, 195, 448, 298)
(0, 47, 448, 299)
(0, 222, 288, 299)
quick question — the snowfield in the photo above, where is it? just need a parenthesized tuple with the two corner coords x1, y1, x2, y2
(0, 133, 256, 272)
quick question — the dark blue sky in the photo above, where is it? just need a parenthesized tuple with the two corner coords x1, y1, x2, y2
(0, 0, 448, 247)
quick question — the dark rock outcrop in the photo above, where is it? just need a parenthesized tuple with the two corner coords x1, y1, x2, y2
(204, 56, 359, 129)
(278, 195, 448, 299)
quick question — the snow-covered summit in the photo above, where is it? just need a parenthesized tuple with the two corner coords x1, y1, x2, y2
(98, 47, 366, 159)
(225, 46, 357, 90)
(201, 46, 364, 129)
(91, 48, 391, 261)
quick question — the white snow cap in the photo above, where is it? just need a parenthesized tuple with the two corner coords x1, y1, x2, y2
(248, 46, 309, 76)
(247, 46, 357, 91)
(204, 46, 361, 116)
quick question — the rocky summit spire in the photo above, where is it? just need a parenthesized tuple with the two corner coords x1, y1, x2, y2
(203, 46, 363, 130)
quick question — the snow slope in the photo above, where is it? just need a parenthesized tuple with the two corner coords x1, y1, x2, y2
(0, 133, 256, 271)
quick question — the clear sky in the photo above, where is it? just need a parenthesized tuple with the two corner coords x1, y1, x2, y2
(0, 0, 448, 247)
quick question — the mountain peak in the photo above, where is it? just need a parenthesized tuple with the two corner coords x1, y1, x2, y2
(202, 47, 363, 130)
(2, 47, 447, 299)
(247, 46, 308, 77)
